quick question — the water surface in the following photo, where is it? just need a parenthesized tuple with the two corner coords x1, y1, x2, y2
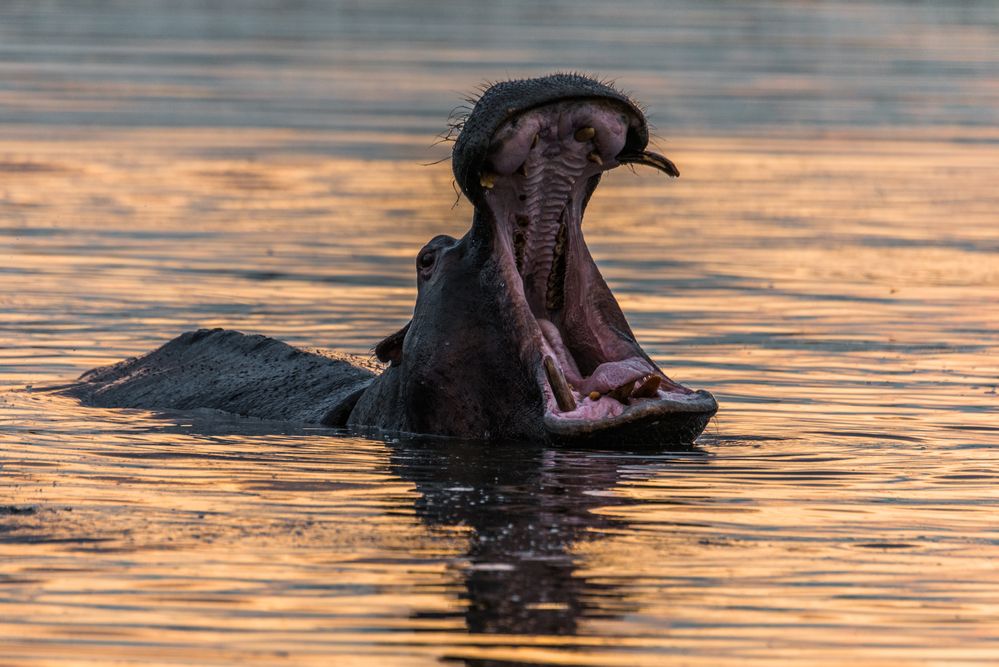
(2, 2, 998, 665)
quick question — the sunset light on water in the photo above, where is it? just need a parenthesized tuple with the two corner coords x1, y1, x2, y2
(2, 2, 998, 665)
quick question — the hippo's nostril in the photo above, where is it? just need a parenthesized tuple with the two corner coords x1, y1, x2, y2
(574, 126, 596, 142)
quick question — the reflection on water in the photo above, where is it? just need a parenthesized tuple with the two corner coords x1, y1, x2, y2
(2, 0, 999, 665)
(391, 438, 652, 640)
(3, 394, 998, 665)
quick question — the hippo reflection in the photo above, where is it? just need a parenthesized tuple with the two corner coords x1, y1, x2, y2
(65, 74, 717, 444)
(388, 439, 663, 639)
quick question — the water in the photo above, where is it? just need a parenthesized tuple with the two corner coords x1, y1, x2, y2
(2, 1, 998, 664)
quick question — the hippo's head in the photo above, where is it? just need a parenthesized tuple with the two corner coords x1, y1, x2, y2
(350, 73, 717, 444)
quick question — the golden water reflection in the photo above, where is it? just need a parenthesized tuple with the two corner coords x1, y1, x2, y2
(4, 0, 999, 661)
(1, 125, 997, 665)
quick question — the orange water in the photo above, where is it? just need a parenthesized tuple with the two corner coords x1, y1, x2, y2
(2, 2, 998, 665)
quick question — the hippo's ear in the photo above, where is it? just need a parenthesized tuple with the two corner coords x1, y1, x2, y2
(375, 321, 410, 366)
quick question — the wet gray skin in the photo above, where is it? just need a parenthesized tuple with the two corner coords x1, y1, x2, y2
(62, 73, 718, 445)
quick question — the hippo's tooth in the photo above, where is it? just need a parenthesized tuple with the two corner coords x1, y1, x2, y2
(588, 391, 601, 401)
(531, 133, 539, 148)
(617, 150, 680, 178)
(544, 356, 577, 412)
(574, 126, 596, 142)
(587, 151, 603, 165)
(480, 172, 497, 189)
(632, 374, 662, 399)
(608, 381, 635, 404)
(516, 162, 528, 177)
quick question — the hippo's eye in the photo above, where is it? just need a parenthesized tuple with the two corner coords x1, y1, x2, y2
(415, 234, 455, 277)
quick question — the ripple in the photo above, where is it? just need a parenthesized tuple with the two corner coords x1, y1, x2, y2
(2, 1, 999, 664)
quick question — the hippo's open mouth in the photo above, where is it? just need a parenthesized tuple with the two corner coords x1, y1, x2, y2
(476, 98, 717, 442)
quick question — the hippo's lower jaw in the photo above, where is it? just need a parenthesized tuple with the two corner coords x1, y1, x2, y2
(478, 97, 717, 443)
(542, 387, 718, 445)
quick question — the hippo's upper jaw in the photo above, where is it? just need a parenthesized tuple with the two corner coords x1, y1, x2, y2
(464, 75, 717, 444)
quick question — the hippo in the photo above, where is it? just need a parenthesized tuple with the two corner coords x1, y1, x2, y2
(63, 73, 718, 444)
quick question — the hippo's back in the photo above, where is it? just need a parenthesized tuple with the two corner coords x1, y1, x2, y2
(62, 328, 377, 425)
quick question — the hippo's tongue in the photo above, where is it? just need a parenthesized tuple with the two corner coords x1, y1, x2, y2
(577, 357, 654, 395)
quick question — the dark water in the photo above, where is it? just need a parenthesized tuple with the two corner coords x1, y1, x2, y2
(2, 1, 998, 665)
